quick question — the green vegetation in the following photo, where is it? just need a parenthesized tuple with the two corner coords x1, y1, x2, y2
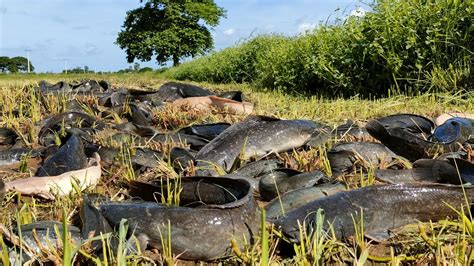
(0, 56, 34, 73)
(116, 0, 226, 66)
(164, 0, 473, 97)
(62, 66, 95, 74)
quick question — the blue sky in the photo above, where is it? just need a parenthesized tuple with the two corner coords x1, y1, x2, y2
(0, 0, 365, 73)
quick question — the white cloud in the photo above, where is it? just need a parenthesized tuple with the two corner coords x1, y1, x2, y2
(223, 28, 235, 36)
(297, 22, 317, 34)
(349, 7, 366, 18)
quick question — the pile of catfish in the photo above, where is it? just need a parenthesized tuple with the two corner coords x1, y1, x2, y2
(1, 79, 474, 263)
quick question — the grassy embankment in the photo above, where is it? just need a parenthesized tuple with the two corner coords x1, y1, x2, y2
(163, 0, 472, 98)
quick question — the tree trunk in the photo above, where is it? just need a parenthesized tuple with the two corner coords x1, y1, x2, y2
(173, 55, 180, 67)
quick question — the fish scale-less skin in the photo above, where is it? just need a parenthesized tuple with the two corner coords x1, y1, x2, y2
(328, 142, 396, 173)
(196, 116, 316, 176)
(0, 148, 39, 167)
(265, 182, 346, 220)
(278, 184, 474, 242)
(35, 135, 88, 177)
(98, 198, 259, 260)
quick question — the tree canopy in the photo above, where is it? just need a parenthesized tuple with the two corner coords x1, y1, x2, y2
(116, 0, 226, 66)
(0, 56, 34, 73)
(62, 66, 94, 74)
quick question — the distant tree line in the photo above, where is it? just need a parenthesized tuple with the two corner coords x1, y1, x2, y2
(62, 65, 95, 74)
(0, 56, 34, 73)
(115, 63, 156, 73)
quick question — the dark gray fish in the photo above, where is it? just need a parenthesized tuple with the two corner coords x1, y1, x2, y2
(35, 135, 88, 177)
(265, 182, 346, 220)
(148, 133, 209, 151)
(437, 151, 467, 160)
(113, 123, 158, 137)
(133, 124, 158, 137)
(196, 115, 318, 176)
(110, 133, 147, 147)
(0, 128, 17, 145)
(131, 82, 214, 104)
(98, 80, 111, 91)
(259, 169, 327, 201)
(170, 147, 196, 173)
(233, 159, 284, 178)
(80, 194, 115, 251)
(64, 100, 86, 113)
(37, 80, 71, 94)
(71, 79, 106, 93)
(0, 148, 42, 167)
(129, 103, 153, 126)
(98, 89, 130, 107)
(375, 158, 463, 184)
(369, 114, 434, 133)
(333, 120, 370, 139)
(178, 123, 230, 141)
(8, 221, 81, 263)
(447, 158, 474, 183)
(82, 177, 259, 261)
(85, 146, 118, 165)
(218, 91, 244, 102)
(85, 144, 162, 168)
(38, 112, 107, 146)
(258, 169, 301, 201)
(161, 82, 214, 98)
(113, 122, 138, 132)
(65, 128, 94, 144)
(328, 142, 397, 173)
(131, 148, 163, 168)
(301, 123, 332, 148)
(277, 183, 474, 242)
(366, 114, 444, 161)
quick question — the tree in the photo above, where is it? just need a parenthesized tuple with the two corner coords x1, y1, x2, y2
(116, 0, 226, 67)
(0, 56, 34, 73)
(138, 67, 153, 72)
(0, 57, 9, 72)
(133, 62, 140, 71)
(10, 56, 34, 72)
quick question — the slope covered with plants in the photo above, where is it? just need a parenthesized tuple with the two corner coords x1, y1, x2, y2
(164, 0, 473, 97)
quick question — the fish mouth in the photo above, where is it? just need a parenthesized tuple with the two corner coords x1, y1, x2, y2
(283, 225, 303, 243)
(275, 218, 304, 243)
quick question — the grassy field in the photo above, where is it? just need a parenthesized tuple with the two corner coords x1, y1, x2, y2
(0, 73, 474, 265)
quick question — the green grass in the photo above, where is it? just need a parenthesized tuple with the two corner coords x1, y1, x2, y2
(0, 73, 473, 264)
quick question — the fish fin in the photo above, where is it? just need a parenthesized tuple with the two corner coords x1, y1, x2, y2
(245, 115, 280, 122)
(447, 158, 474, 183)
(127, 233, 149, 254)
(365, 230, 393, 242)
(80, 194, 113, 251)
(128, 180, 165, 202)
(375, 168, 443, 184)
(255, 151, 275, 161)
(410, 168, 443, 182)
(306, 130, 331, 147)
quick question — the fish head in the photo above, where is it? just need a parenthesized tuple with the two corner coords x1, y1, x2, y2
(277, 218, 302, 243)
